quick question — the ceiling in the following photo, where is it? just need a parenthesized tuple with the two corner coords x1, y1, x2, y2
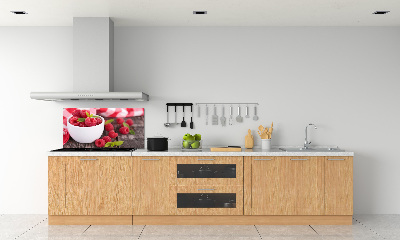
(1, 0, 399, 26)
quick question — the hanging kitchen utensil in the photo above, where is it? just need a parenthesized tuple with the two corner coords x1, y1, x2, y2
(197, 105, 201, 118)
(245, 105, 250, 118)
(190, 105, 194, 129)
(229, 105, 233, 125)
(205, 105, 209, 125)
(175, 106, 178, 125)
(181, 106, 187, 127)
(220, 105, 226, 126)
(236, 106, 243, 123)
(253, 105, 259, 121)
(164, 105, 171, 127)
(212, 105, 218, 125)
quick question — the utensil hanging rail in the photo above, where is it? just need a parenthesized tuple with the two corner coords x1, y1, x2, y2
(196, 103, 259, 105)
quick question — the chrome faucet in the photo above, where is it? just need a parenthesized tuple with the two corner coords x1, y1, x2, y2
(304, 123, 317, 149)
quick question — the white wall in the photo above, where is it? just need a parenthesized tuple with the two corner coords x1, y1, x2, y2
(1, 27, 400, 214)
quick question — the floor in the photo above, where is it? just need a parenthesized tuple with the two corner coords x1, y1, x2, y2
(0, 215, 398, 240)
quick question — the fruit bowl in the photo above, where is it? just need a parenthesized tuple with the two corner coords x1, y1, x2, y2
(182, 140, 202, 150)
(67, 115, 105, 143)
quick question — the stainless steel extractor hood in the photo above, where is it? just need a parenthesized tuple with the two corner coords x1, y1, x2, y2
(30, 17, 149, 101)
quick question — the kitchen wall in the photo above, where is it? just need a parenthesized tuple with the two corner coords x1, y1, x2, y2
(1, 26, 399, 214)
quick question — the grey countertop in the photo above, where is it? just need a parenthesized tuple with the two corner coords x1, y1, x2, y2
(48, 147, 354, 157)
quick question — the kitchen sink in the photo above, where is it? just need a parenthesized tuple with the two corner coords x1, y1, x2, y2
(279, 147, 345, 152)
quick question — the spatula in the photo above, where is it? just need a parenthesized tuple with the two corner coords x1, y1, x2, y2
(245, 105, 250, 118)
(220, 106, 226, 126)
(212, 105, 218, 125)
(236, 106, 243, 123)
(229, 105, 233, 125)
(181, 106, 187, 127)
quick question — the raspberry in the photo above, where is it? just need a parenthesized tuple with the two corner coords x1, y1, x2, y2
(102, 136, 112, 143)
(95, 139, 105, 148)
(80, 110, 90, 118)
(119, 127, 129, 134)
(72, 109, 82, 118)
(126, 119, 134, 126)
(108, 130, 118, 138)
(105, 123, 114, 132)
(63, 128, 69, 145)
(116, 118, 124, 124)
(96, 118, 102, 125)
(69, 116, 79, 126)
(78, 122, 85, 127)
(85, 117, 97, 127)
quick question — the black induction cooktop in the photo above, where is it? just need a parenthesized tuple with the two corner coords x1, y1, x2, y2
(51, 148, 136, 152)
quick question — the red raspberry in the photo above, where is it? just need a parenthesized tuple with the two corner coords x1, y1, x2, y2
(72, 109, 82, 118)
(119, 127, 129, 134)
(105, 123, 114, 131)
(108, 130, 118, 138)
(85, 117, 97, 127)
(126, 119, 133, 126)
(102, 136, 112, 143)
(95, 139, 105, 148)
(96, 118, 102, 125)
(80, 110, 90, 118)
(79, 122, 86, 127)
(63, 128, 69, 145)
(69, 116, 79, 126)
(116, 118, 124, 124)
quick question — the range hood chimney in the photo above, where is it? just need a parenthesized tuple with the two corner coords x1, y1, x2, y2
(30, 17, 149, 101)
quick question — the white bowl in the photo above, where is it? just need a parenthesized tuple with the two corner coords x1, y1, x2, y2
(67, 115, 105, 143)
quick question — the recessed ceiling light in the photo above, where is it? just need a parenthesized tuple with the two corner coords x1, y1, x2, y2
(373, 11, 390, 14)
(193, 11, 207, 15)
(11, 11, 28, 14)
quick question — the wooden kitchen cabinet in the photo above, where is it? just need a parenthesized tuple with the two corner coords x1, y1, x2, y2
(324, 157, 353, 215)
(64, 156, 133, 215)
(133, 157, 171, 215)
(250, 156, 324, 215)
(48, 156, 133, 216)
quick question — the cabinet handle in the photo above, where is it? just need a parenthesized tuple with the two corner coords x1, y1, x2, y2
(328, 158, 345, 161)
(254, 158, 272, 161)
(80, 158, 98, 161)
(198, 188, 215, 191)
(198, 159, 215, 161)
(290, 158, 308, 161)
(142, 159, 160, 161)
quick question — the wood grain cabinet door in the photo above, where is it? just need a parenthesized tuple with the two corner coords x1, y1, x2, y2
(324, 157, 353, 215)
(64, 156, 133, 215)
(251, 156, 324, 215)
(133, 157, 171, 215)
(49, 157, 66, 215)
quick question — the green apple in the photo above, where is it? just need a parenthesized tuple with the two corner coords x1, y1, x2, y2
(194, 134, 201, 141)
(183, 133, 193, 140)
(182, 140, 191, 149)
(186, 135, 195, 142)
(191, 141, 200, 149)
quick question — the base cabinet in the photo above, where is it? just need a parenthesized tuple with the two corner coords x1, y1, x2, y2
(49, 155, 353, 225)
(132, 157, 171, 215)
(324, 157, 353, 215)
(250, 157, 324, 215)
(49, 156, 133, 215)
